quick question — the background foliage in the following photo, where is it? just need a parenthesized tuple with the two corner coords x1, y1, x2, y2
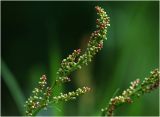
(1, 1, 159, 116)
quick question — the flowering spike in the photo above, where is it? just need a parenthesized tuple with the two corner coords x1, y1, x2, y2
(24, 75, 50, 116)
(24, 6, 110, 116)
(52, 87, 91, 103)
(101, 68, 160, 116)
(77, 6, 110, 67)
(56, 6, 110, 85)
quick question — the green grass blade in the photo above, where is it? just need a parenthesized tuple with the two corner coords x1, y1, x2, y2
(1, 59, 25, 115)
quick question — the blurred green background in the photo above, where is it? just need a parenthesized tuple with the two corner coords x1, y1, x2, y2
(1, 1, 159, 116)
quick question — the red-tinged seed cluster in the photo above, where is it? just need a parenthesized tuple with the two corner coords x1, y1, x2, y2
(98, 43, 103, 49)
(75, 49, 81, 55)
(57, 49, 82, 77)
(76, 6, 110, 70)
(39, 75, 47, 90)
(101, 78, 140, 116)
(95, 6, 110, 29)
(57, 6, 110, 82)
(46, 87, 51, 97)
(102, 69, 160, 116)
(88, 6, 110, 58)
(90, 30, 100, 39)
(24, 75, 50, 116)
(41, 75, 47, 81)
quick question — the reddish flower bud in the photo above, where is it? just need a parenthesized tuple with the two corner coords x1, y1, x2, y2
(98, 43, 103, 49)
(41, 75, 47, 81)
(95, 6, 100, 12)
(77, 49, 81, 54)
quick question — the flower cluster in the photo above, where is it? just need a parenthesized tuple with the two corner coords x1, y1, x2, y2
(101, 68, 160, 116)
(52, 87, 91, 103)
(24, 6, 110, 116)
(101, 79, 140, 116)
(24, 75, 51, 116)
(122, 79, 140, 97)
(141, 68, 159, 93)
(57, 49, 81, 77)
(77, 6, 110, 67)
(56, 6, 110, 85)
(55, 77, 71, 85)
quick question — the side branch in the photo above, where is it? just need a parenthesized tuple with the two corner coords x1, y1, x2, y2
(101, 68, 160, 116)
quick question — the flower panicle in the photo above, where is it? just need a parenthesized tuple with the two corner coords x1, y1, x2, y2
(24, 6, 110, 116)
(56, 6, 110, 85)
(57, 49, 81, 77)
(24, 75, 51, 116)
(52, 86, 91, 103)
(55, 77, 71, 84)
(77, 6, 110, 68)
(101, 78, 140, 116)
(141, 68, 160, 93)
(101, 68, 160, 116)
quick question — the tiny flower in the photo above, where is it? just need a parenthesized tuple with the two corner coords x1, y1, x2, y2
(41, 75, 47, 81)
(98, 43, 103, 49)
(76, 49, 81, 54)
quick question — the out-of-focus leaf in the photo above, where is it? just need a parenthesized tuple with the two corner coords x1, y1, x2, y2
(1, 59, 25, 115)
